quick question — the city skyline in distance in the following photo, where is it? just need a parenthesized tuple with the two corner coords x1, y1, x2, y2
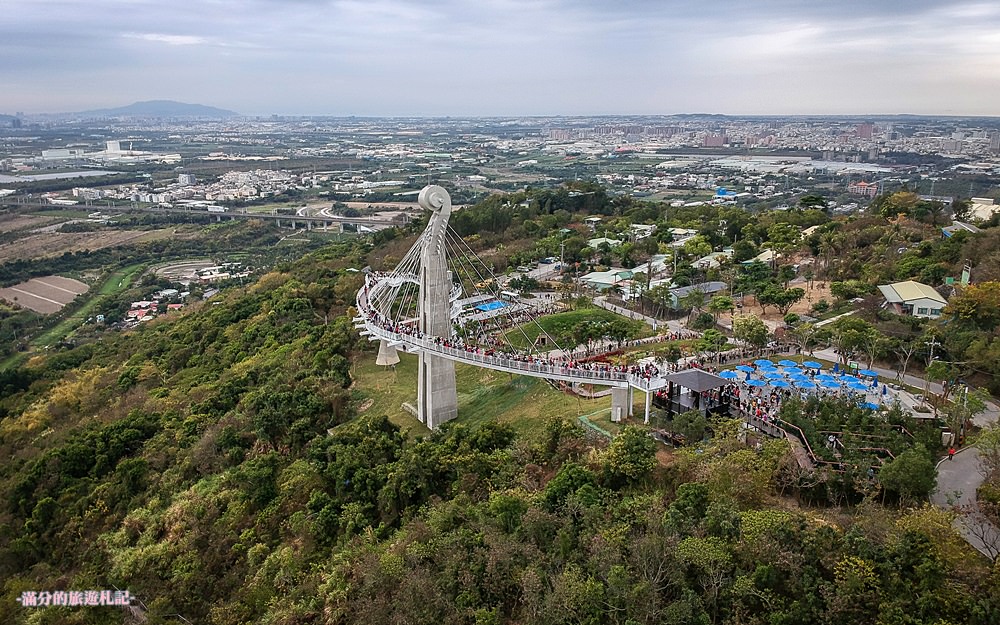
(6, 0, 1000, 117)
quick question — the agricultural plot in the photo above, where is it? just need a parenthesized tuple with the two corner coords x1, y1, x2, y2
(0, 275, 89, 314)
(0, 229, 173, 263)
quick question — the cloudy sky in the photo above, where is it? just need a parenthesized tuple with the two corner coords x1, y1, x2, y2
(5, 0, 1000, 116)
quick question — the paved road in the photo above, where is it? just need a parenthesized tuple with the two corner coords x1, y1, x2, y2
(931, 447, 1000, 561)
(593, 296, 687, 334)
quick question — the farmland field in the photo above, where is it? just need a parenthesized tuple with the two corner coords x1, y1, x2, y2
(0, 215, 59, 233)
(0, 228, 174, 262)
(0, 275, 89, 314)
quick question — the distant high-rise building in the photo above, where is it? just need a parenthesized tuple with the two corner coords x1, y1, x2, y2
(856, 123, 874, 139)
(990, 131, 1000, 154)
(178, 173, 196, 185)
(106, 140, 121, 153)
(703, 134, 727, 147)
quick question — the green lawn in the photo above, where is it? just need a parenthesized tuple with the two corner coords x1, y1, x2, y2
(351, 351, 613, 440)
(504, 307, 652, 351)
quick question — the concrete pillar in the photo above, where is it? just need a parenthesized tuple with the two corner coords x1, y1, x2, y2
(628, 386, 634, 416)
(644, 390, 651, 424)
(307, 220, 313, 231)
(611, 387, 629, 423)
(416, 186, 458, 428)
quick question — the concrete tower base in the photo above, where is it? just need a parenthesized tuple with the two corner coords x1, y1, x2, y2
(417, 352, 458, 428)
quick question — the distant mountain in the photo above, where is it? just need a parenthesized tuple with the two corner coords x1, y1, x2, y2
(76, 100, 238, 119)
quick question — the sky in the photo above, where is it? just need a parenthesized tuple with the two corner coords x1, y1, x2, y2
(5, 0, 1000, 116)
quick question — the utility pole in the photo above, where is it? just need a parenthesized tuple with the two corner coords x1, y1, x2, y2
(923, 337, 942, 409)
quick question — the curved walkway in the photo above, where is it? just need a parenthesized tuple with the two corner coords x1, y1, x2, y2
(931, 447, 1000, 561)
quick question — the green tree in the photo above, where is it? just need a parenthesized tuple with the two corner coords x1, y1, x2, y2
(733, 314, 769, 350)
(672, 410, 708, 444)
(879, 444, 937, 503)
(680, 288, 708, 321)
(697, 329, 728, 354)
(707, 295, 734, 321)
(601, 426, 657, 487)
(758, 286, 804, 316)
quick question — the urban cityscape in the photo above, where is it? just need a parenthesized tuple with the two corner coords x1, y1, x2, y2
(4, 1, 1000, 624)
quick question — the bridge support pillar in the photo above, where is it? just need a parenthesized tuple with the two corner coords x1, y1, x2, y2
(611, 387, 629, 423)
(307, 221, 313, 231)
(416, 186, 458, 428)
(644, 390, 651, 424)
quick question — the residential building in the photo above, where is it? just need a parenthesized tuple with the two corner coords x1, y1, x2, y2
(877, 280, 947, 318)
(847, 180, 879, 198)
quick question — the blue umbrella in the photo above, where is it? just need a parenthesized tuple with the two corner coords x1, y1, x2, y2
(847, 382, 870, 391)
(858, 369, 879, 377)
(778, 359, 798, 367)
(862, 402, 879, 410)
(719, 370, 740, 379)
(819, 380, 841, 389)
(735, 365, 755, 373)
(770, 380, 791, 388)
(746, 379, 766, 387)
(788, 373, 811, 382)
(815, 374, 838, 382)
(782, 367, 804, 375)
(763, 371, 785, 379)
(795, 380, 817, 389)
(802, 361, 823, 369)
(841, 375, 861, 384)
(755, 359, 775, 367)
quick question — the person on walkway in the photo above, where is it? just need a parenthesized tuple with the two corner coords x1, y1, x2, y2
(948, 447, 956, 460)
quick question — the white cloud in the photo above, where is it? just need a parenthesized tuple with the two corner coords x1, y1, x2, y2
(124, 32, 207, 46)
(3, 0, 1000, 114)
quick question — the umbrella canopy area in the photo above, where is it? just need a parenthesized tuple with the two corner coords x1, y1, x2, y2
(802, 361, 823, 369)
(755, 359, 775, 367)
(858, 369, 879, 377)
(770, 380, 791, 388)
(735, 365, 755, 373)
(847, 382, 870, 392)
(862, 402, 880, 410)
(719, 370, 740, 379)
(819, 380, 842, 389)
(746, 379, 767, 387)
(763, 371, 785, 379)
(795, 380, 817, 389)
(816, 374, 838, 382)
(778, 359, 799, 367)
(782, 367, 804, 375)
